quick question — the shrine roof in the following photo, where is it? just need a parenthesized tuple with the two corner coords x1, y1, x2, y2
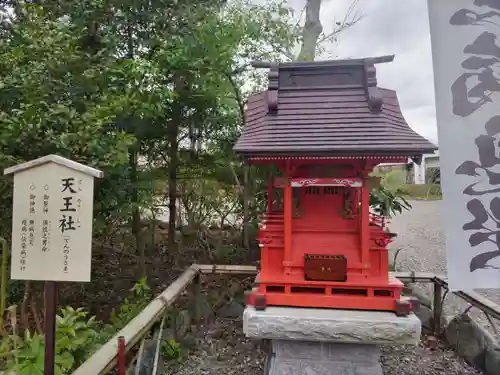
(233, 56, 437, 158)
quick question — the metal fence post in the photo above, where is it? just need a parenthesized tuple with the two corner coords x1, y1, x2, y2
(433, 281, 443, 336)
(193, 273, 201, 326)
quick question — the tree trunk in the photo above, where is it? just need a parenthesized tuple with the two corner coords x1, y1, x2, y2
(167, 102, 181, 255)
(129, 147, 145, 277)
(21, 280, 30, 330)
(125, 16, 145, 277)
(0, 238, 7, 329)
(298, 0, 323, 61)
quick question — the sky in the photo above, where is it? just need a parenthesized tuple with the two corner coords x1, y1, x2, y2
(287, 0, 438, 144)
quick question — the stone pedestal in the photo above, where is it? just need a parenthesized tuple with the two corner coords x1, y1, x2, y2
(243, 306, 421, 375)
(267, 340, 383, 375)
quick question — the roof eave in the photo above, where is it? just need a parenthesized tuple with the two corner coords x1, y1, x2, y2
(233, 146, 437, 158)
(3, 154, 104, 178)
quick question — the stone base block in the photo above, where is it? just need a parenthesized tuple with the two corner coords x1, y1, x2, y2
(244, 306, 421, 345)
(267, 340, 382, 375)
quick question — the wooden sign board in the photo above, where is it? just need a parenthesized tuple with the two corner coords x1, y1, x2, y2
(4, 155, 103, 282)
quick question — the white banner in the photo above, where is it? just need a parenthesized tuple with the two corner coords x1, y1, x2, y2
(428, 0, 500, 290)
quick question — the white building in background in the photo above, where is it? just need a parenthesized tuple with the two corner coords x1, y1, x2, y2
(412, 150, 440, 185)
(375, 149, 440, 185)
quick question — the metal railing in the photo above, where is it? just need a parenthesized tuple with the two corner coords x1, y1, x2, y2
(71, 265, 500, 375)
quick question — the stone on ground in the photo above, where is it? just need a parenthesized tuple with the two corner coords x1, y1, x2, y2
(216, 301, 245, 319)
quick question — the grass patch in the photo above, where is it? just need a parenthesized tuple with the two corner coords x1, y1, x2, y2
(371, 169, 408, 192)
(382, 169, 408, 191)
(371, 169, 442, 200)
(399, 184, 442, 199)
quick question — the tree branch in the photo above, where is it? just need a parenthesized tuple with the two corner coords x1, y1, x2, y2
(297, 0, 323, 61)
(224, 71, 245, 125)
(316, 0, 363, 45)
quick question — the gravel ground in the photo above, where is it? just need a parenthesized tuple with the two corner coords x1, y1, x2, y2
(389, 199, 500, 339)
(380, 342, 480, 375)
(163, 317, 266, 375)
(164, 317, 480, 375)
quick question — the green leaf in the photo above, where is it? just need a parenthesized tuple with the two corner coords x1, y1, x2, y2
(55, 350, 75, 370)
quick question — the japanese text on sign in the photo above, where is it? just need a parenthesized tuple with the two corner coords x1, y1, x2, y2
(59, 177, 83, 273)
(20, 219, 27, 272)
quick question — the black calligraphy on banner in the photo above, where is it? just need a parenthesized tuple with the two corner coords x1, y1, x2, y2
(450, 1, 500, 117)
(450, 0, 500, 24)
(456, 116, 500, 196)
(451, 10, 500, 26)
(450, 31, 500, 117)
(461, 198, 500, 271)
(457, 116, 500, 270)
(449, 2, 500, 271)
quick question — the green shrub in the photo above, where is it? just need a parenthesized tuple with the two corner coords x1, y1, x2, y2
(163, 338, 182, 360)
(98, 277, 152, 343)
(399, 184, 442, 198)
(370, 186, 412, 218)
(215, 244, 240, 262)
(2, 307, 99, 375)
(380, 169, 408, 191)
(0, 278, 152, 374)
(6, 280, 24, 305)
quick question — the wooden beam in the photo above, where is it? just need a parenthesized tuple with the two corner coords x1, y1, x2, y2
(71, 265, 199, 375)
(196, 264, 258, 275)
(434, 276, 500, 321)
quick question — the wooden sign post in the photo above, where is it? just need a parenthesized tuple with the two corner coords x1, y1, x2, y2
(4, 155, 103, 375)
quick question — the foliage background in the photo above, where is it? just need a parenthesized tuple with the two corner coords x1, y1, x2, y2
(0, 0, 302, 370)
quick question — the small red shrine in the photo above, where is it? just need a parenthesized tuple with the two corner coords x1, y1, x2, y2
(234, 56, 436, 316)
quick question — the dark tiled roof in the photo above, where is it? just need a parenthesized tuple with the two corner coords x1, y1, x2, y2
(233, 56, 437, 157)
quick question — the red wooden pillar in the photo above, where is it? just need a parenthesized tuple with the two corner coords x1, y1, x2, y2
(283, 180, 292, 275)
(360, 179, 370, 275)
